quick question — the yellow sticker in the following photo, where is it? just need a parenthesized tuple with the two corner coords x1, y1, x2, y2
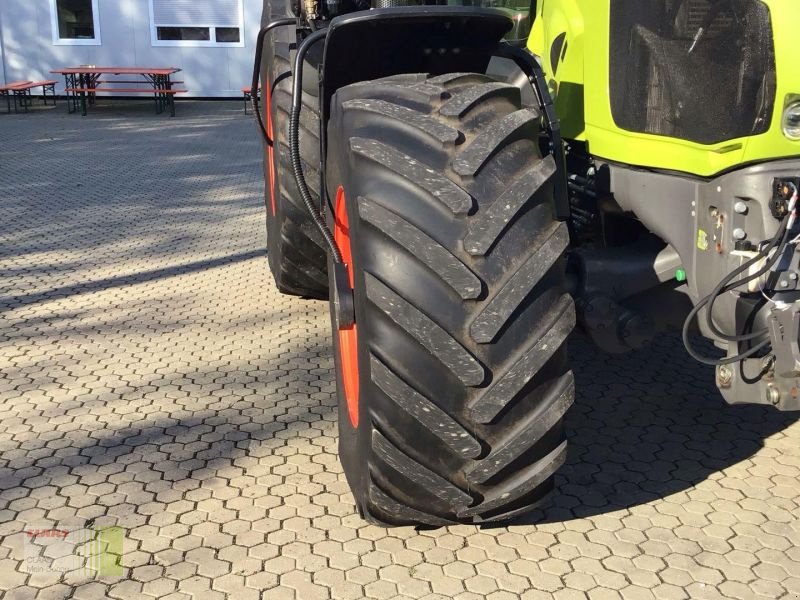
(697, 229, 709, 251)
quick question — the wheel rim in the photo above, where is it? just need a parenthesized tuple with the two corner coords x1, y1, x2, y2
(334, 186, 360, 428)
(266, 78, 277, 216)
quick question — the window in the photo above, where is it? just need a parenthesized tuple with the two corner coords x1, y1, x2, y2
(215, 28, 241, 44)
(150, 0, 245, 47)
(157, 27, 211, 42)
(50, 0, 101, 46)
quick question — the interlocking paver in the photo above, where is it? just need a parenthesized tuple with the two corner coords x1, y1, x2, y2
(1, 102, 799, 600)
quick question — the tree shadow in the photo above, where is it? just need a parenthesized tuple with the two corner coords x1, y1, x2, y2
(0, 341, 337, 505)
(0, 248, 265, 309)
(513, 332, 799, 524)
(0, 101, 263, 275)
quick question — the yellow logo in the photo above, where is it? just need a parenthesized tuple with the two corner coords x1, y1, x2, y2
(697, 229, 709, 251)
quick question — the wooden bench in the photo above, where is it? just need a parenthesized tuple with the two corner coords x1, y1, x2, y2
(242, 85, 260, 114)
(1, 80, 31, 113)
(96, 80, 185, 85)
(9, 80, 58, 112)
(65, 86, 188, 117)
(65, 88, 187, 94)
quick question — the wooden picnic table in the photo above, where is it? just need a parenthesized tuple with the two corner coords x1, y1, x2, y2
(1, 80, 58, 113)
(0, 80, 31, 114)
(51, 66, 185, 117)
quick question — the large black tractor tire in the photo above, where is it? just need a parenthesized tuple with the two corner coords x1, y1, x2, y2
(261, 3, 328, 299)
(326, 73, 575, 525)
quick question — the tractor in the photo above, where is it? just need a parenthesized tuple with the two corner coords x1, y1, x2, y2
(253, 0, 800, 526)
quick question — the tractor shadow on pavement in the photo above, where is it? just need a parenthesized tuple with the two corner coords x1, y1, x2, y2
(513, 331, 799, 525)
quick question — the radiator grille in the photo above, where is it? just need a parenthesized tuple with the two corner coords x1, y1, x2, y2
(609, 0, 776, 145)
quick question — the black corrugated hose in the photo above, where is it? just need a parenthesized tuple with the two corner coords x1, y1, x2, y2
(289, 29, 343, 263)
(251, 21, 341, 263)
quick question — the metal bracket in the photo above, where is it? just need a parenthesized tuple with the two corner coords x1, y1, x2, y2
(493, 42, 570, 222)
(332, 262, 355, 329)
(712, 304, 800, 411)
(768, 307, 800, 378)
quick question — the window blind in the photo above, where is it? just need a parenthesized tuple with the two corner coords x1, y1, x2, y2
(152, 0, 241, 27)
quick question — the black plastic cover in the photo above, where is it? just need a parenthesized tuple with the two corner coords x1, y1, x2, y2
(321, 7, 512, 117)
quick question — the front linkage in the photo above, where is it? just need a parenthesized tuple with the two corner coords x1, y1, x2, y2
(688, 174, 800, 410)
(594, 159, 800, 411)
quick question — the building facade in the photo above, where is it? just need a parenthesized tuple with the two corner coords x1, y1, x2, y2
(0, 0, 263, 97)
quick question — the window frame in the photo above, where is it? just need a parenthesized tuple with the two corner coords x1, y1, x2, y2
(49, 0, 102, 46)
(149, 0, 245, 48)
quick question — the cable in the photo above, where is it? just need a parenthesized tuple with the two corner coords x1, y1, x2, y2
(251, 18, 296, 147)
(682, 208, 794, 366)
(704, 185, 798, 341)
(289, 29, 343, 263)
(704, 217, 790, 342)
(682, 328, 770, 366)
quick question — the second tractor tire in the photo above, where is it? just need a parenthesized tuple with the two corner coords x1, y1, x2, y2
(262, 13, 329, 299)
(326, 73, 576, 525)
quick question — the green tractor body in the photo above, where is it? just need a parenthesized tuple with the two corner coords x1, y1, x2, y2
(528, 0, 800, 408)
(530, 0, 797, 177)
(255, 0, 800, 526)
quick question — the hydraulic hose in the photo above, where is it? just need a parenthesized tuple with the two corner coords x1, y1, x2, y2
(704, 219, 790, 342)
(704, 186, 797, 343)
(682, 330, 770, 366)
(289, 29, 343, 263)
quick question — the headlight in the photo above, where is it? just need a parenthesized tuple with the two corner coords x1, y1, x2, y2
(783, 101, 800, 140)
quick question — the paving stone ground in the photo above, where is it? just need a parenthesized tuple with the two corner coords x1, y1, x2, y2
(1, 101, 799, 600)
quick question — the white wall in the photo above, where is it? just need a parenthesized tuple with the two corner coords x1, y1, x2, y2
(0, 0, 263, 97)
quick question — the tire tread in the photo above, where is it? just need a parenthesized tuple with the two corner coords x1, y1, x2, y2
(329, 73, 574, 525)
(365, 273, 485, 387)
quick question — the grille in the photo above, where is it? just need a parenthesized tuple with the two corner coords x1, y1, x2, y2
(685, 0, 734, 34)
(609, 0, 776, 145)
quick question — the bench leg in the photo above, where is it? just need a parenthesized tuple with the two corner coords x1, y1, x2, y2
(20, 91, 32, 113)
(63, 76, 74, 114)
(80, 74, 88, 116)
